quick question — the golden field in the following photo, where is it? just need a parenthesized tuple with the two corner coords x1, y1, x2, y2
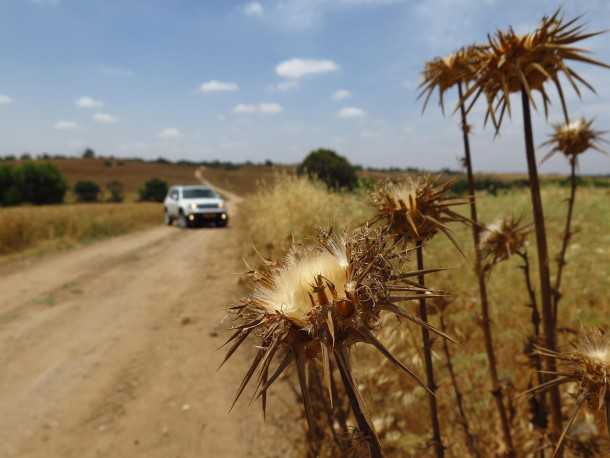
(0, 202, 161, 258)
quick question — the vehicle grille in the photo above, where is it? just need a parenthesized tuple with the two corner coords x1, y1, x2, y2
(197, 203, 219, 209)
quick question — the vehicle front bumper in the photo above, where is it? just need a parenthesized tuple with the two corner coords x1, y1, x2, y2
(185, 210, 229, 223)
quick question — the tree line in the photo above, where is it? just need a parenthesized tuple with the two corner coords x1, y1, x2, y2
(0, 162, 170, 206)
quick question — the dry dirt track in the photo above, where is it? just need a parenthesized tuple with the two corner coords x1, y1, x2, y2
(0, 188, 298, 458)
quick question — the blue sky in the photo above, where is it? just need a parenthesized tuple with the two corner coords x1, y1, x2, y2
(1, 0, 610, 173)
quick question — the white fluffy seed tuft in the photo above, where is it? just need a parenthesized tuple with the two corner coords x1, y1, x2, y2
(253, 240, 349, 326)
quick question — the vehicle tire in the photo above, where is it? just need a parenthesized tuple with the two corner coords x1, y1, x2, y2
(178, 211, 189, 228)
(164, 210, 173, 226)
(217, 219, 228, 228)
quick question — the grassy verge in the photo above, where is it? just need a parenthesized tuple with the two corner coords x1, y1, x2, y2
(0, 202, 161, 258)
(238, 175, 373, 260)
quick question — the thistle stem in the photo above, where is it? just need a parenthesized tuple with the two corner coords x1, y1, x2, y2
(416, 240, 444, 458)
(310, 364, 344, 452)
(552, 159, 577, 326)
(520, 88, 563, 449)
(606, 392, 610, 437)
(518, 251, 548, 441)
(518, 251, 541, 340)
(439, 311, 481, 458)
(334, 347, 383, 458)
(457, 82, 516, 457)
(294, 345, 321, 457)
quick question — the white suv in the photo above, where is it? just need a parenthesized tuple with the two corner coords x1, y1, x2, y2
(164, 185, 229, 228)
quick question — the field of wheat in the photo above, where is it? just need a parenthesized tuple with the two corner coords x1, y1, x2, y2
(0, 203, 161, 258)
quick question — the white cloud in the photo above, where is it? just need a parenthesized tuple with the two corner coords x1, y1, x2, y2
(76, 96, 104, 108)
(234, 104, 257, 114)
(54, 121, 78, 130)
(93, 113, 118, 124)
(233, 103, 284, 115)
(243, 1, 264, 17)
(198, 80, 240, 93)
(275, 58, 339, 79)
(338, 107, 366, 119)
(270, 80, 300, 92)
(332, 89, 351, 101)
(0, 95, 13, 105)
(158, 128, 182, 139)
(259, 103, 283, 114)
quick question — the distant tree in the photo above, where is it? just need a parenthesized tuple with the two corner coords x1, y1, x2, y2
(74, 180, 101, 202)
(12, 162, 67, 204)
(82, 148, 96, 159)
(297, 148, 358, 191)
(0, 164, 20, 206)
(106, 180, 124, 203)
(264, 159, 274, 167)
(20, 153, 32, 161)
(139, 178, 168, 202)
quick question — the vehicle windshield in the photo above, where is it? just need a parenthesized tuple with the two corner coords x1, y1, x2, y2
(182, 188, 218, 199)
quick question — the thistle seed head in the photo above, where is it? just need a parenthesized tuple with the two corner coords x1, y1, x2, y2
(419, 45, 486, 113)
(222, 227, 451, 420)
(541, 118, 608, 164)
(464, 9, 610, 130)
(534, 330, 609, 409)
(480, 216, 530, 269)
(528, 330, 610, 455)
(372, 176, 468, 250)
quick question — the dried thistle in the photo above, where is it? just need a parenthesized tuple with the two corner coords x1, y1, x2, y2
(479, 216, 531, 270)
(541, 118, 608, 164)
(419, 45, 486, 114)
(525, 329, 610, 456)
(371, 176, 469, 253)
(221, 227, 451, 455)
(463, 9, 610, 130)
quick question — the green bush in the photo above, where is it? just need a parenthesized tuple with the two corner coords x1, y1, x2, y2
(0, 164, 20, 206)
(9, 162, 67, 205)
(297, 148, 358, 191)
(74, 180, 101, 202)
(106, 180, 124, 203)
(139, 178, 168, 202)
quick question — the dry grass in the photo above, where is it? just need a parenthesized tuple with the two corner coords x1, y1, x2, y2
(237, 177, 610, 456)
(0, 202, 161, 257)
(238, 174, 373, 261)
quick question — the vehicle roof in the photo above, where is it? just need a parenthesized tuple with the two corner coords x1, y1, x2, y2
(173, 185, 213, 190)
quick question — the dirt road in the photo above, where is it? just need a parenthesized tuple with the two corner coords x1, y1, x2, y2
(0, 190, 298, 458)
